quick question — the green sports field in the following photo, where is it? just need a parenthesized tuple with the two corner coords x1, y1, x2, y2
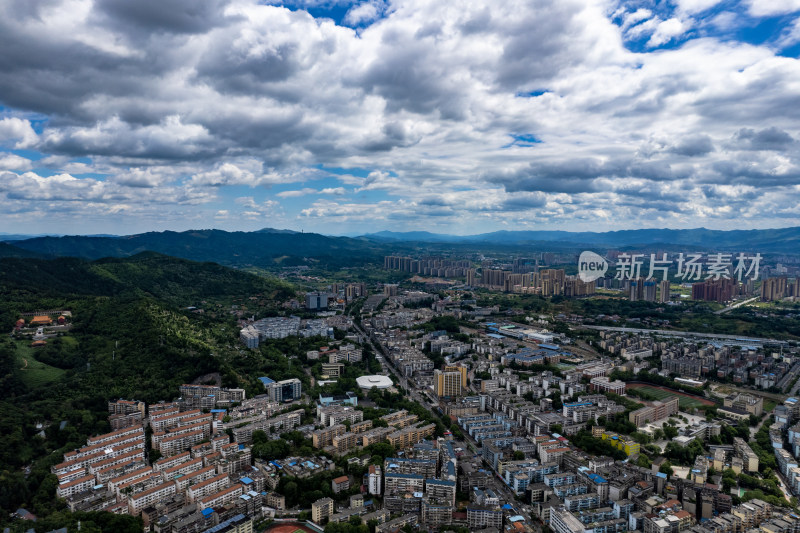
(628, 384, 711, 409)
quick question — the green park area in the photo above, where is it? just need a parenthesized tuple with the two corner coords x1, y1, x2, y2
(13, 339, 66, 388)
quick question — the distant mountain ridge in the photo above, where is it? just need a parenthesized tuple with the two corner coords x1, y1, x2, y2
(0, 242, 47, 259)
(254, 227, 300, 234)
(0, 233, 118, 241)
(366, 230, 460, 242)
(6, 226, 800, 267)
(362, 227, 800, 253)
(9, 228, 385, 267)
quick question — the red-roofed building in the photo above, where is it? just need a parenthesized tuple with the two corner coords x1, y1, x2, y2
(57, 474, 95, 498)
(332, 475, 350, 494)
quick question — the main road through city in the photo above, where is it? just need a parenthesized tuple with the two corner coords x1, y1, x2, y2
(352, 320, 539, 531)
(581, 325, 789, 346)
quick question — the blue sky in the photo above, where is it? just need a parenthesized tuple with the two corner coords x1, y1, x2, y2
(1, 0, 799, 236)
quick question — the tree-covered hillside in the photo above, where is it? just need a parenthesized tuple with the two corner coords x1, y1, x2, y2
(0, 253, 295, 523)
(9, 229, 388, 268)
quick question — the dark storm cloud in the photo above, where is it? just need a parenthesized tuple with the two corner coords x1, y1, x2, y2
(357, 40, 463, 118)
(414, 21, 442, 39)
(360, 122, 419, 152)
(0, 16, 188, 123)
(733, 127, 796, 150)
(501, 195, 548, 211)
(699, 184, 760, 202)
(199, 110, 313, 151)
(1, 0, 62, 20)
(38, 117, 222, 161)
(418, 196, 449, 207)
(628, 160, 692, 181)
(194, 37, 300, 96)
(93, 0, 234, 35)
(712, 160, 800, 187)
(457, 7, 492, 35)
(489, 156, 698, 196)
(670, 134, 715, 156)
(609, 74, 700, 118)
(489, 158, 627, 194)
(692, 68, 800, 123)
(0, 26, 124, 117)
(493, 3, 591, 91)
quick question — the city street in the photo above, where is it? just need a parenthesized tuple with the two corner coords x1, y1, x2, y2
(352, 320, 539, 529)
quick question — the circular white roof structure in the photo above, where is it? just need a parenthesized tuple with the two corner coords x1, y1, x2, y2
(356, 374, 393, 390)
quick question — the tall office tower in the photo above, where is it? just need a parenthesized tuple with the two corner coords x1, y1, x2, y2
(384, 284, 399, 297)
(564, 277, 596, 297)
(434, 369, 464, 397)
(691, 279, 737, 303)
(628, 278, 646, 302)
(659, 280, 671, 303)
(482, 269, 508, 289)
(540, 269, 566, 296)
(643, 280, 657, 302)
(466, 268, 477, 287)
(761, 277, 787, 302)
(791, 278, 800, 297)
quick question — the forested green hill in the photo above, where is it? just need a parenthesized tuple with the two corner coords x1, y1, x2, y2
(9, 228, 387, 268)
(0, 253, 296, 524)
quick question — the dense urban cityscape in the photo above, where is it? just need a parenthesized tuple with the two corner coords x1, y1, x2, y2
(5, 241, 800, 533)
(3, 0, 800, 532)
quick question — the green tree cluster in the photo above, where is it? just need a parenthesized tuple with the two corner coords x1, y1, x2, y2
(662, 440, 705, 466)
(570, 431, 627, 461)
(0, 254, 295, 525)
